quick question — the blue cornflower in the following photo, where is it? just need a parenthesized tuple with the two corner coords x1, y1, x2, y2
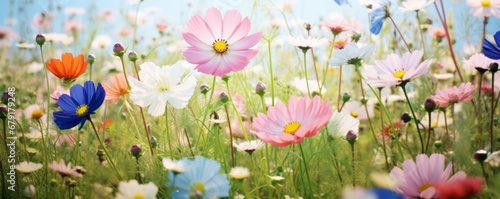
(483, 30, 500, 60)
(53, 81, 105, 130)
(333, 0, 351, 7)
(370, 0, 391, 35)
(168, 156, 230, 199)
(369, 188, 404, 199)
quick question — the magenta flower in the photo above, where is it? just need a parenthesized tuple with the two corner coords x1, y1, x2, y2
(250, 96, 333, 147)
(182, 8, 262, 77)
(390, 154, 466, 199)
(432, 82, 476, 107)
(365, 50, 433, 87)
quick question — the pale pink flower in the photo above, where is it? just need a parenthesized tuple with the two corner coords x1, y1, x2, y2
(50, 86, 69, 104)
(365, 50, 433, 87)
(63, 19, 85, 34)
(322, 17, 350, 34)
(0, 27, 19, 41)
(390, 154, 467, 199)
(102, 73, 133, 104)
(349, 19, 364, 35)
(332, 38, 353, 50)
(98, 9, 115, 22)
(32, 12, 56, 30)
(182, 7, 262, 77)
(48, 160, 82, 178)
(428, 27, 446, 38)
(250, 96, 333, 147)
(466, 0, 500, 18)
(225, 117, 250, 139)
(116, 28, 134, 37)
(463, 53, 496, 71)
(341, 101, 374, 120)
(156, 22, 168, 33)
(432, 82, 476, 107)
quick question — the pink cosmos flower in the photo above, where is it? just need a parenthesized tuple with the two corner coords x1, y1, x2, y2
(63, 19, 85, 34)
(322, 17, 350, 35)
(390, 153, 466, 199)
(32, 11, 56, 30)
(463, 53, 496, 71)
(365, 50, 433, 87)
(156, 22, 168, 33)
(48, 160, 82, 178)
(250, 96, 333, 147)
(116, 28, 134, 37)
(332, 38, 353, 50)
(50, 86, 69, 104)
(0, 27, 19, 41)
(182, 8, 262, 77)
(428, 27, 446, 38)
(432, 82, 476, 107)
(98, 9, 115, 22)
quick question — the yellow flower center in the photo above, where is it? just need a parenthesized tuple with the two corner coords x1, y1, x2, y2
(76, 105, 89, 117)
(436, 30, 442, 35)
(418, 183, 433, 192)
(393, 70, 406, 79)
(482, 0, 491, 7)
(134, 193, 145, 199)
(350, 112, 358, 118)
(283, 122, 301, 135)
(432, 122, 438, 127)
(213, 40, 228, 53)
(32, 110, 43, 119)
(194, 182, 205, 192)
(156, 79, 172, 91)
(335, 40, 345, 46)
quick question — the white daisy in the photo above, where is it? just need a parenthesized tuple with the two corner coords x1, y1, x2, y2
(399, 0, 433, 12)
(128, 61, 197, 117)
(233, 140, 265, 153)
(116, 180, 158, 199)
(286, 36, 328, 50)
(16, 161, 43, 173)
(162, 158, 185, 173)
(466, 0, 500, 18)
(229, 167, 250, 179)
(91, 35, 112, 50)
(327, 111, 360, 138)
(24, 104, 43, 120)
(329, 43, 375, 66)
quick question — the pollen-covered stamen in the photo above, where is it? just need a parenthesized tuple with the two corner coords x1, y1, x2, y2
(194, 182, 205, 192)
(393, 70, 406, 79)
(75, 105, 89, 117)
(32, 110, 44, 119)
(213, 39, 228, 54)
(134, 193, 145, 199)
(418, 183, 433, 192)
(283, 121, 301, 135)
(482, 0, 491, 7)
(350, 112, 358, 118)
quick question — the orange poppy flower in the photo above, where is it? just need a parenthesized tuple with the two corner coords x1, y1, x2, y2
(102, 73, 132, 104)
(46, 53, 87, 81)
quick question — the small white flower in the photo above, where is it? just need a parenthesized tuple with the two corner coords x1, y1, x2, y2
(16, 42, 35, 49)
(341, 101, 374, 120)
(16, 161, 43, 173)
(286, 36, 328, 49)
(370, 172, 398, 189)
(116, 180, 158, 199)
(466, 0, 500, 18)
(24, 104, 43, 119)
(128, 61, 197, 116)
(327, 111, 360, 138)
(64, 7, 85, 15)
(91, 35, 112, 50)
(233, 140, 265, 153)
(229, 167, 250, 179)
(289, 77, 326, 95)
(268, 175, 285, 181)
(27, 62, 43, 73)
(433, 73, 454, 80)
(329, 43, 375, 66)
(399, 0, 433, 12)
(162, 158, 185, 173)
(486, 151, 500, 167)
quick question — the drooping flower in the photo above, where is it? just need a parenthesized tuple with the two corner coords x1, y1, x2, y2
(483, 30, 500, 59)
(16, 161, 43, 174)
(233, 140, 265, 153)
(365, 50, 433, 87)
(431, 83, 476, 107)
(116, 180, 158, 199)
(289, 77, 326, 95)
(128, 61, 197, 117)
(333, 0, 352, 7)
(250, 96, 333, 147)
(466, 0, 500, 18)
(328, 43, 375, 66)
(48, 160, 82, 178)
(162, 158, 185, 173)
(399, 0, 433, 12)
(182, 7, 262, 77)
(390, 153, 467, 199)
(434, 177, 483, 199)
(46, 52, 88, 82)
(286, 36, 328, 50)
(168, 156, 230, 199)
(322, 17, 351, 35)
(229, 167, 250, 179)
(53, 81, 105, 130)
(341, 101, 374, 120)
(327, 111, 360, 138)
(102, 73, 132, 104)
(463, 53, 496, 71)
(369, 0, 391, 35)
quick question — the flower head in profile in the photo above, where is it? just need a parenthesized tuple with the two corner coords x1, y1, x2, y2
(116, 180, 158, 199)
(50, 86, 69, 104)
(128, 61, 197, 117)
(327, 111, 360, 138)
(168, 156, 230, 199)
(341, 101, 374, 120)
(46, 53, 88, 83)
(390, 153, 467, 199)
(463, 53, 496, 71)
(431, 83, 476, 107)
(466, 0, 500, 18)
(53, 81, 105, 130)
(322, 17, 350, 35)
(229, 167, 250, 179)
(428, 27, 446, 39)
(48, 160, 82, 178)
(162, 158, 185, 173)
(290, 77, 326, 95)
(483, 30, 500, 59)
(182, 7, 262, 77)
(369, 0, 391, 35)
(102, 73, 132, 104)
(399, 0, 433, 12)
(329, 43, 375, 66)
(233, 140, 265, 154)
(286, 36, 328, 50)
(365, 50, 433, 87)
(16, 161, 43, 174)
(250, 96, 333, 147)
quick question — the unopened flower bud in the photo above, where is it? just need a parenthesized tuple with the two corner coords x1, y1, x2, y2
(113, 43, 126, 57)
(87, 54, 95, 65)
(199, 84, 210, 95)
(256, 82, 267, 96)
(150, 136, 157, 148)
(473, 150, 488, 162)
(351, 34, 361, 42)
(128, 51, 138, 62)
(475, 66, 488, 74)
(424, 18, 433, 25)
(360, 98, 368, 105)
(96, 149, 105, 157)
(312, 91, 321, 97)
(0, 106, 7, 119)
(221, 75, 230, 82)
(434, 141, 442, 149)
(424, 98, 437, 112)
(130, 144, 142, 157)
(489, 62, 499, 73)
(35, 33, 46, 46)
(342, 92, 350, 102)
(219, 92, 229, 103)
(75, 166, 86, 175)
(1, 91, 11, 104)
(401, 112, 411, 123)
(305, 23, 311, 31)
(346, 130, 357, 144)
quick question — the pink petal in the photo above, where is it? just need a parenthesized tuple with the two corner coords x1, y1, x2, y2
(195, 55, 221, 75)
(205, 7, 223, 39)
(419, 187, 436, 199)
(447, 171, 467, 182)
(222, 10, 242, 40)
(182, 32, 212, 50)
(230, 32, 262, 50)
(187, 14, 215, 44)
(227, 17, 251, 43)
(212, 55, 231, 77)
(183, 47, 215, 64)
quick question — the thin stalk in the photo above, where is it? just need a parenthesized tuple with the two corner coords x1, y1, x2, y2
(89, 119, 123, 181)
(379, 89, 390, 171)
(490, 72, 496, 153)
(320, 33, 337, 93)
(259, 95, 267, 114)
(199, 76, 217, 138)
(130, 61, 154, 155)
(119, 56, 131, 88)
(350, 143, 355, 187)
(425, 111, 432, 154)
(267, 40, 275, 106)
(39, 45, 51, 163)
(480, 162, 488, 183)
(401, 84, 425, 154)
(302, 50, 311, 97)
(36, 120, 49, 196)
(443, 109, 450, 148)
(165, 105, 174, 158)
(478, 73, 484, 147)
(183, 128, 195, 158)
(299, 143, 313, 196)
(102, 101, 108, 138)
(337, 65, 343, 111)
(481, 17, 488, 53)
(388, 15, 411, 53)
(136, 157, 143, 184)
(416, 11, 426, 53)
(75, 129, 81, 165)
(331, 147, 343, 184)
(89, 63, 93, 82)
(131, 0, 142, 50)
(307, 25, 321, 91)
(214, 124, 228, 173)
(224, 104, 235, 167)
(123, 98, 142, 139)
(356, 72, 378, 144)
(225, 80, 248, 140)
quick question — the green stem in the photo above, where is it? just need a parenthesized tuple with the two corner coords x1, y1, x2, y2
(36, 120, 49, 196)
(89, 119, 123, 181)
(416, 11, 426, 53)
(75, 129, 81, 165)
(89, 63, 93, 82)
(131, 0, 142, 51)
(490, 72, 496, 153)
(165, 105, 174, 158)
(478, 73, 484, 148)
(199, 76, 217, 139)
(259, 95, 267, 114)
(40, 44, 51, 161)
(320, 34, 337, 93)
(350, 143, 355, 187)
(224, 104, 235, 167)
(302, 50, 311, 97)
(267, 40, 275, 106)
(401, 84, 424, 154)
(337, 65, 343, 111)
(425, 111, 432, 154)
(379, 89, 390, 171)
(299, 143, 313, 196)
(225, 80, 248, 140)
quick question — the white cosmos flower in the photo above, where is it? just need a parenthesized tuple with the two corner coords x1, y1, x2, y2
(290, 77, 326, 95)
(327, 111, 360, 138)
(128, 61, 197, 117)
(341, 101, 374, 120)
(268, 175, 285, 181)
(286, 36, 328, 49)
(16, 161, 43, 173)
(433, 73, 454, 80)
(329, 43, 375, 66)
(233, 140, 264, 153)
(486, 150, 500, 167)
(229, 167, 250, 179)
(27, 62, 43, 73)
(91, 35, 112, 50)
(466, 0, 500, 18)
(399, 0, 433, 12)
(64, 7, 85, 15)
(16, 42, 35, 49)
(24, 104, 43, 119)
(116, 180, 158, 199)
(162, 158, 185, 173)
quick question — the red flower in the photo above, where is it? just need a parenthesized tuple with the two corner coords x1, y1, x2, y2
(435, 177, 482, 199)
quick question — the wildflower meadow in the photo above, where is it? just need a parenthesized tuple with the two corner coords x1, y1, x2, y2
(2, 0, 500, 198)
